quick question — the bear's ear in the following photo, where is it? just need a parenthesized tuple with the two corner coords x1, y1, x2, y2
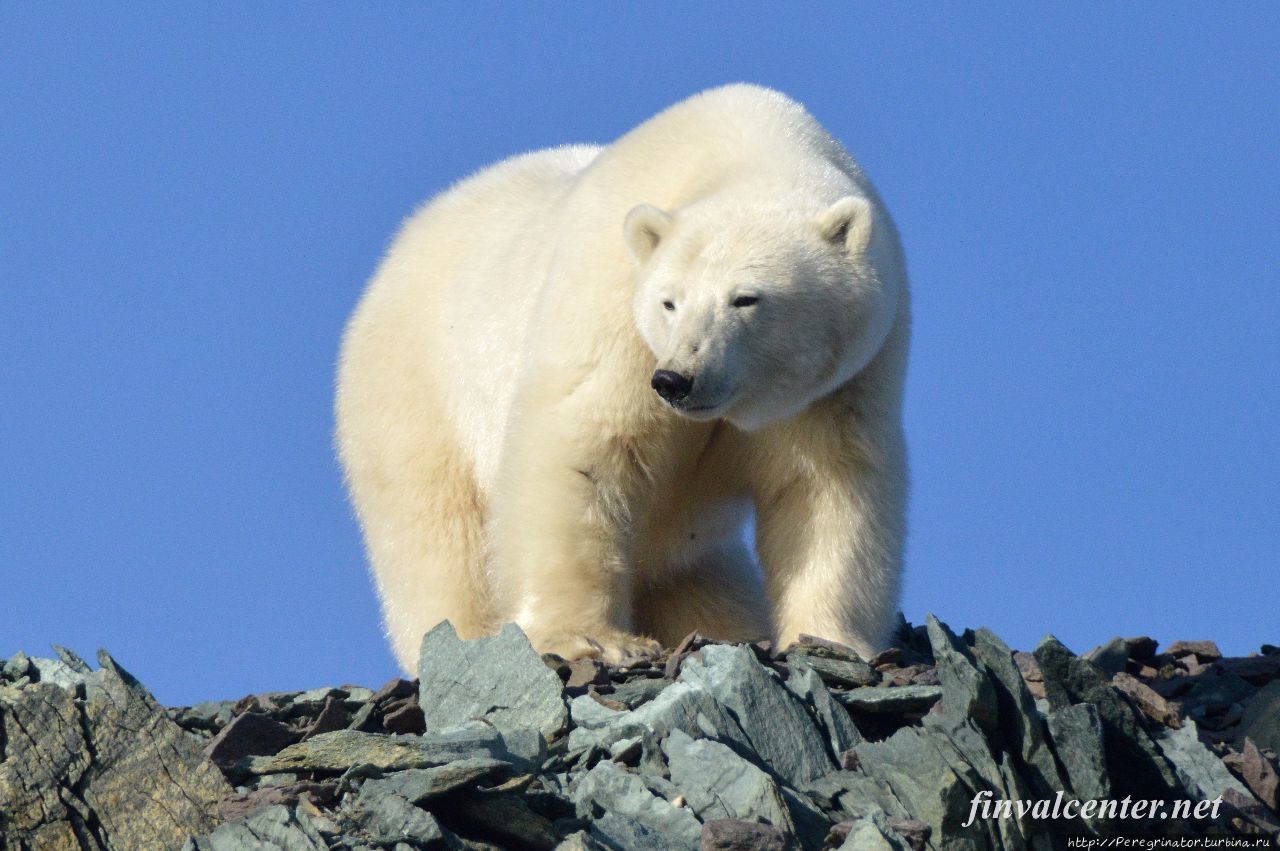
(816, 196, 873, 254)
(623, 204, 674, 262)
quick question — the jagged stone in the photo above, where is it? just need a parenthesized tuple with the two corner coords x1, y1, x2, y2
(1222, 737, 1280, 812)
(833, 685, 941, 714)
(80, 651, 232, 849)
(837, 726, 990, 848)
(418, 621, 567, 739)
(926, 615, 997, 736)
(700, 818, 792, 850)
(573, 759, 702, 850)
(247, 726, 531, 775)
(182, 803, 329, 851)
(972, 627, 1064, 797)
(1045, 702, 1111, 800)
(680, 644, 834, 787)
(785, 658, 864, 757)
(0, 681, 94, 842)
(1035, 635, 1184, 801)
(1082, 637, 1129, 676)
(2, 652, 233, 849)
(663, 729, 794, 831)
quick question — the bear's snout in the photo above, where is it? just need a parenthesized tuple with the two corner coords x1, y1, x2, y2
(651, 369, 694, 403)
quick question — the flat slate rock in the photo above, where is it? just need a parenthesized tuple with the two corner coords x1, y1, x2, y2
(419, 621, 568, 739)
(834, 685, 942, 714)
(247, 726, 530, 775)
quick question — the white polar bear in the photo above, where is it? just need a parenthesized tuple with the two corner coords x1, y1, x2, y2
(336, 84, 910, 673)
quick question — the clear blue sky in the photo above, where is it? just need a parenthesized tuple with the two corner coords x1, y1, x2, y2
(3, 7, 1277, 706)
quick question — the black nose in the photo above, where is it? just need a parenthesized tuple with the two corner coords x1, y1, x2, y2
(651, 369, 693, 403)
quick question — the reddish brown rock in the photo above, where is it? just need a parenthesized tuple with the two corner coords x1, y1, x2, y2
(382, 700, 426, 735)
(1219, 655, 1280, 686)
(203, 711, 298, 768)
(700, 819, 790, 851)
(1112, 672, 1182, 728)
(1223, 737, 1280, 812)
(1167, 640, 1222, 662)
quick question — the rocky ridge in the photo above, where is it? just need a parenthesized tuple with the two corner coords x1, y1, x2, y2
(2, 616, 1278, 850)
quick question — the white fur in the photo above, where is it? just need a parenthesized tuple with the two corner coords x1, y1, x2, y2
(336, 85, 910, 672)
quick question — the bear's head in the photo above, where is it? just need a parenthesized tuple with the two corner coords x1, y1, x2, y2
(625, 195, 902, 431)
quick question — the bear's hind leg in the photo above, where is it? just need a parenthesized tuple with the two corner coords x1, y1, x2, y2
(633, 539, 773, 648)
(346, 433, 492, 676)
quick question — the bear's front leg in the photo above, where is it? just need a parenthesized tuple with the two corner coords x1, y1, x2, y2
(487, 410, 662, 664)
(753, 422, 907, 661)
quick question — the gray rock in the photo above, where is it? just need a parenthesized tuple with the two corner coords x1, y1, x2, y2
(351, 791, 459, 848)
(2, 650, 33, 681)
(785, 659, 863, 758)
(680, 644, 834, 787)
(609, 676, 669, 709)
(567, 680, 746, 755)
(355, 757, 510, 806)
(972, 628, 1064, 797)
(663, 729, 794, 831)
(926, 615, 997, 735)
(1082, 636, 1129, 676)
(1155, 719, 1254, 805)
(833, 685, 941, 715)
(836, 726, 992, 849)
(573, 759, 703, 850)
(419, 621, 567, 740)
(1045, 702, 1111, 800)
(182, 804, 328, 851)
(248, 725, 531, 775)
(29, 654, 90, 691)
(837, 818, 910, 851)
(1035, 635, 1184, 801)
(53, 645, 94, 673)
(1238, 680, 1280, 752)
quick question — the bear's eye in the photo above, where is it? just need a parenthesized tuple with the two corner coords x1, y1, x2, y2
(662, 300, 675, 311)
(731, 295, 759, 308)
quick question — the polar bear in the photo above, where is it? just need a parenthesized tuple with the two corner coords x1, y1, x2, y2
(336, 84, 909, 673)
